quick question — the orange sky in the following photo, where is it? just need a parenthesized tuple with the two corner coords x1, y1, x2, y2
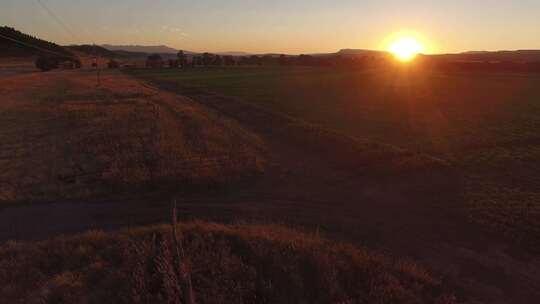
(2, 0, 540, 54)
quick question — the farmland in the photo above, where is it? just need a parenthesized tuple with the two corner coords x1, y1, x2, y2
(129, 66, 540, 248)
(0, 67, 464, 303)
(1, 65, 539, 303)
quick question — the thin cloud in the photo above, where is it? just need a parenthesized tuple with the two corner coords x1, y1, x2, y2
(161, 25, 188, 37)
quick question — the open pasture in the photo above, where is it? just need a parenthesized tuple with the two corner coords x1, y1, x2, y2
(130, 66, 540, 249)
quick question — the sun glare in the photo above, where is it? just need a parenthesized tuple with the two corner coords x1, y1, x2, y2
(389, 37, 424, 62)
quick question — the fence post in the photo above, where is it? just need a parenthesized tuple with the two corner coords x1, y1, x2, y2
(171, 200, 195, 304)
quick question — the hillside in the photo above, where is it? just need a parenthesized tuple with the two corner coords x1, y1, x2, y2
(433, 50, 540, 62)
(66, 44, 119, 58)
(0, 26, 72, 58)
(0, 70, 264, 202)
(336, 48, 387, 57)
(112, 49, 150, 58)
(102, 44, 187, 54)
(0, 221, 457, 304)
(215, 51, 252, 56)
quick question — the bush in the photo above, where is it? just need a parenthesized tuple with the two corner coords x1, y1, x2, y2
(35, 56, 58, 72)
(146, 54, 164, 68)
(168, 59, 179, 68)
(73, 59, 82, 69)
(107, 59, 120, 69)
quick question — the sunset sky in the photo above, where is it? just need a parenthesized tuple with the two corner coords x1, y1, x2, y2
(2, 0, 540, 54)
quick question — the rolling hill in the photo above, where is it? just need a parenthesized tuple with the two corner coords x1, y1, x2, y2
(437, 50, 540, 62)
(102, 44, 187, 54)
(66, 44, 118, 58)
(0, 26, 72, 58)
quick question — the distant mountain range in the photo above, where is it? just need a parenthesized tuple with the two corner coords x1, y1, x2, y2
(336, 49, 384, 56)
(98, 46, 389, 58)
(215, 51, 252, 56)
(101, 45, 257, 57)
(101, 44, 186, 54)
(98, 46, 540, 62)
(66, 45, 118, 58)
(2, 27, 540, 63)
(436, 50, 540, 62)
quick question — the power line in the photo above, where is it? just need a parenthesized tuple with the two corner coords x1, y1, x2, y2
(34, 0, 80, 43)
(0, 32, 74, 58)
(32, 0, 102, 86)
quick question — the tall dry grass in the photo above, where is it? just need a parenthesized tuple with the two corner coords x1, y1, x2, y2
(0, 71, 264, 203)
(0, 222, 457, 303)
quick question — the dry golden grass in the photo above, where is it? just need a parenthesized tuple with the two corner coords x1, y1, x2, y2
(0, 70, 264, 203)
(0, 221, 457, 304)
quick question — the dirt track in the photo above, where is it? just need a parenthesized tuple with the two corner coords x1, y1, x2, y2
(1, 69, 540, 303)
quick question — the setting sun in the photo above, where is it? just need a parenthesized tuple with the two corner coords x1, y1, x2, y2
(389, 37, 424, 62)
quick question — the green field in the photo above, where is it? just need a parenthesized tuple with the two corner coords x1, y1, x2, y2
(129, 67, 540, 155)
(130, 66, 540, 249)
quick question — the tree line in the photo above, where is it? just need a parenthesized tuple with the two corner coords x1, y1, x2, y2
(146, 51, 391, 68)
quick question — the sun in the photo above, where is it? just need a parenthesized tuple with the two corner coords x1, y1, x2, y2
(389, 37, 424, 62)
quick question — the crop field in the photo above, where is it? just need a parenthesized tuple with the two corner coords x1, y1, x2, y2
(129, 66, 540, 249)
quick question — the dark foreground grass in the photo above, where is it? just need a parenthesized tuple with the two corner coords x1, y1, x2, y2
(0, 222, 457, 304)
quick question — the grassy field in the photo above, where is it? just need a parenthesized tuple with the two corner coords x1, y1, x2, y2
(0, 221, 457, 303)
(0, 70, 264, 203)
(1, 67, 538, 302)
(129, 66, 540, 249)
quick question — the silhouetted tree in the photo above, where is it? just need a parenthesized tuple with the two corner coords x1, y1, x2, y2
(262, 55, 274, 65)
(177, 50, 187, 67)
(35, 56, 58, 71)
(146, 54, 164, 68)
(212, 55, 223, 66)
(248, 55, 262, 66)
(73, 59, 82, 69)
(168, 59, 179, 68)
(192, 56, 203, 66)
(107, 59, 120, 68)
(202, 53, 214, 66)
(237, 56, 249, 66)
(223, 55, 235, 66)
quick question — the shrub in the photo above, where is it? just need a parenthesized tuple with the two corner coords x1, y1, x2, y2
(168, 59, 180, 68)
(107, 59, 120, 69)
(35, 56, 58, 72)
(73, 59, 82, 69)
